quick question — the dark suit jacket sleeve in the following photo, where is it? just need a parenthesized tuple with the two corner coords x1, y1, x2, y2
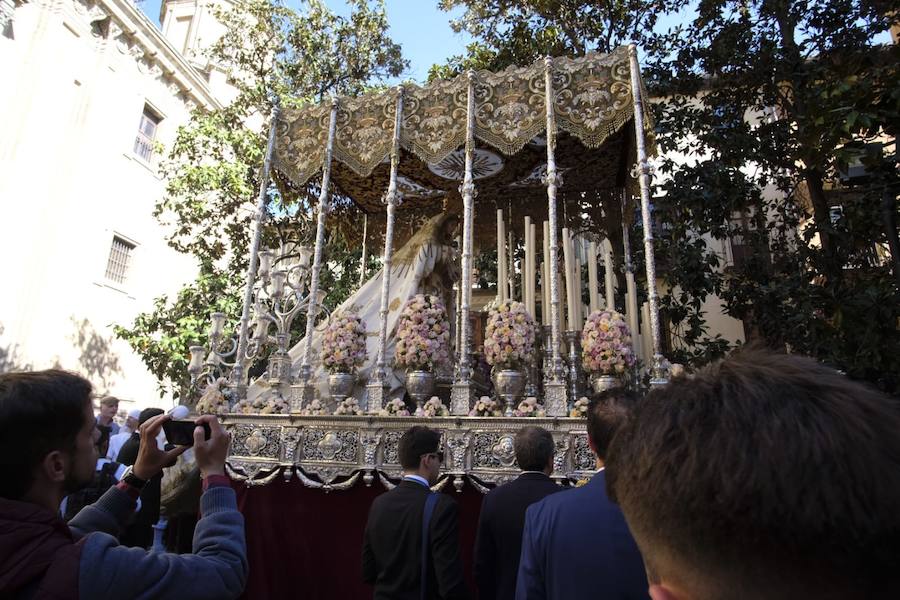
(515, 504, 545, 600)
(473, 496, 496, 600)
(431, 497, 470, 600)
(361, 509, 377, 584)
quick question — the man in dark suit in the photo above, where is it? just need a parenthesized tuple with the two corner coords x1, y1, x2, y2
(362, 425, 469, 600)
(474, 426, 562, 600)
(516, 391, 648, 600)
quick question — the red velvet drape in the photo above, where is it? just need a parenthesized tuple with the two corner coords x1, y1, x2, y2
(232, 476, 484, 600)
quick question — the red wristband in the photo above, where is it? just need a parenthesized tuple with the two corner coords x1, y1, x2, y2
(203, 474, 230, 491)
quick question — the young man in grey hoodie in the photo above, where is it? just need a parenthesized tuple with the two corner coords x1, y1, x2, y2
(0, 369, 248, 599)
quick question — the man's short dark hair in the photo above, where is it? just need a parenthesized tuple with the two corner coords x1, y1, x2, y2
(586, 389, 635, 461)
(398, 426, 441, 470)
(0, 370, 93, 499)
(606, 348, 900, 599)
(514, 426, 554, 471)
(138, 407, 164, 426)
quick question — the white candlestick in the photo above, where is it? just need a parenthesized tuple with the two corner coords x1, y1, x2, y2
(543, 221, 551, 325)
(524, 217, 532, 314)
(531, 223, 537, 317)
(604, 239, 615, 310)
(508, 230, 515, 301)
(575, 257, 583, 331)
(497, 210, 506, 302)
(562, 228, 576, 331)
(588, 241, 600, 313)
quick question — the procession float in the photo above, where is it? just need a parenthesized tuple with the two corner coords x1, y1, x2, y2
(182, 45, 668, 495)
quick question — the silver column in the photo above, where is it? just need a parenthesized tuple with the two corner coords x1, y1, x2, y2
(450, 71, 477, 416)
(295, 98, 339, 409)
(231, 104, 280, 401)
(628, 46, 667, 386)
(366, 87, 404, 413)
(542, 56, 568, 416)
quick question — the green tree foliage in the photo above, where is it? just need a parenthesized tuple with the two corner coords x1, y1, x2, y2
(436, 0, 900, 391)
(115, 0, 406, 399)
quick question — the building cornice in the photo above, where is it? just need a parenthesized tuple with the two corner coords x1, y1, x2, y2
(11, 0, 222, 111)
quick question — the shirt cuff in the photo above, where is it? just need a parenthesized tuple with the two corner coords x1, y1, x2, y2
(202, 474, 231, 491)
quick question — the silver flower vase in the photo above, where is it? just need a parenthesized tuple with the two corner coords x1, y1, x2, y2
(590, 373, 622, 394)
(494, 369, 525, 417)
(328, 372, 356, 403)
(406, 370, 435, 412)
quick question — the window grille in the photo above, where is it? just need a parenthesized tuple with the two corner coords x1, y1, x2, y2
(105, 236, 134, 285)
(133, 106, 160, 162)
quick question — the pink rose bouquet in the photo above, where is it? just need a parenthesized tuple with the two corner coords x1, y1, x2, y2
(334, 397, 363, 416)
(300, 399, 328, 416)
(393, 295, 451, 371)
(484, 300, 536, 369)
(378, 398, 411, 417)
(322, 312, 367, 374)
(581, 310, 635, 376)
(469, 396, 503, 417)
(415, 397, 449, 417)
(513, 397, 546, 418)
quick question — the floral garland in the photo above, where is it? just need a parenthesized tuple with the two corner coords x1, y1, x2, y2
(415, 396, 449, 417)
(581, 310, 636, 376)
(300, 399, 328, 416)
(333, 397, 363, 416)
(394, 294, 451, 371)
(378, 398, 411, 417)
(469, 396, 503, 417)
(322, 312, 367, 374)
(232, 393, 290, 415)
(195, 378, 231, 415)
(569, 397, 590, 418)
(514, 397, 546, 418)
(484, 300, 536, 369)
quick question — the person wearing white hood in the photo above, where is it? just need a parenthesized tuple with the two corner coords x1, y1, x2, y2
(106, 409, 141, 460)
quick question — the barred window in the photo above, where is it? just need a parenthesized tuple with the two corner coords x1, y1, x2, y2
(133, 105, 160, 162)
(105, 236, 134, 285)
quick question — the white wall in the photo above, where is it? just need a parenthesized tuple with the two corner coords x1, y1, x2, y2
(0, 0, 224, 409)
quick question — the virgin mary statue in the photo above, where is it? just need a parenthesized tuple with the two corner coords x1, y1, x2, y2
(250, 212, 460, 407)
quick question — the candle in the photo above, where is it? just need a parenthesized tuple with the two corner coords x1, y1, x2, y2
(530, 222, 537, 316)
(542, 221, 551, 325)
(604, 239, 615, 310)
(524, 217, 532, 313)
(588, 241, 600, 313)
(497, 209, 506, 302)
(508, 230, 515, 301)
(562, 228, 576, 331)
(575, 257, 583, 331)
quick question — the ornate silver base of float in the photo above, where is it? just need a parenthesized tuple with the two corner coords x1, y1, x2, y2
(222, 414, 596, 493)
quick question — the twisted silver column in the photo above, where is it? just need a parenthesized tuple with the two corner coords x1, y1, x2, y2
(366, 87, 404, 413)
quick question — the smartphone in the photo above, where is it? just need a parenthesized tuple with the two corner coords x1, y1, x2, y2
(163, 420, 211, 447)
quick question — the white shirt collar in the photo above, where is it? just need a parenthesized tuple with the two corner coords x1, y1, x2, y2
(520, 470, 548, 476)
(403, 474, 430, 488)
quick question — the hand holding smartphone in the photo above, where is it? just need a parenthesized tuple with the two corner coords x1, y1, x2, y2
(163, 419, 212, 447)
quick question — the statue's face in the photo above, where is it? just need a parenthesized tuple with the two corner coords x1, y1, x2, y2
(444, 217, 460, 240)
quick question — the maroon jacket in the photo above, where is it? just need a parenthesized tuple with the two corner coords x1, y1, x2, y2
(0, 497, 81, 599)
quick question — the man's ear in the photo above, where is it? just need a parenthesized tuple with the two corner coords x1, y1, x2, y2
(649, 584, 683, 600)
(42, 450, 68, 483)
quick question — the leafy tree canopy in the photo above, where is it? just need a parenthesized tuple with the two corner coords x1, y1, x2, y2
(116, 0, 406, 399)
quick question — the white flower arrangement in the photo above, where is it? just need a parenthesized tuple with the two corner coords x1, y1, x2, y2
(333, 397, 364, 416)
(581, 310, 636, 376)
(322, 312, 367, 374)
(469, 396, 503, 417)
(394, 294, 451, 371)
(300, 399, 329, 416)
(513, 396, 546, 418)
(232, 388, 289, 415)
(378, 398, 411, 417)
(195, 377, 231, 415)
(415, 396, 449, 417)
(569, 397, 590, 419)
(484, 300, 536, 369)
